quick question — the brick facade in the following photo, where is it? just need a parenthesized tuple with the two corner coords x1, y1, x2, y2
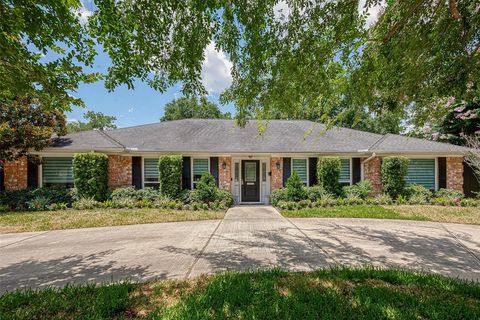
(108, 155, 132, 189)
(218, 156, 232, 191)
(363, 156, 382, 195)
(446, 157, 464, 191)
(4, 156, 28, 191)
(271, 157, 283, 191)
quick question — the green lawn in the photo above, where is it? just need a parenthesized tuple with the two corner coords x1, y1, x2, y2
(0, 208, 225, 234)
(1, 267, 478, 319)
(282, 205, 480, 225)
(282, 205, 428, 221)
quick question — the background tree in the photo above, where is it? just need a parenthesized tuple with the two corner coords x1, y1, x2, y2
(67, 111, 117, 133)
(160, 97, 231, 122)
(1, 0, 98, 111)
(0, 97, 67, 161)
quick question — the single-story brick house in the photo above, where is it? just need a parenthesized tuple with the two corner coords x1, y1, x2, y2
(1, 119, 477, 202)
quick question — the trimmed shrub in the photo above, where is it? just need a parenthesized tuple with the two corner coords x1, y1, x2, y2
(436, 188, 464, 200)
(343, 180, 373, 200)
(196, 172, 217, 203)
(158, 155, 182, 198)
(285, 171, 306, 201)
(381, 156, 408, 198)
(305, 186, 327, 202)
(270, 188, 289, 206)
(317, 157, 341, 196)
(406, 184, 432, 204)
(73, 152, 109, 201)
(215, 188, 234, 208)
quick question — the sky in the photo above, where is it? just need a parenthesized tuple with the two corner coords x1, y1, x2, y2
(67, 0, 383, 128)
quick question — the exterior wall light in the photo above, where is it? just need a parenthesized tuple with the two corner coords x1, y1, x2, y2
(222, 161, 227, 169)
(276, 161, 281, 170)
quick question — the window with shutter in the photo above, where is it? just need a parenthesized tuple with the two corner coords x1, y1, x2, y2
(406, 159, 435, 190)
(144, 158, 159, 188)
(340, 159, 351, 185)
(42, 157, 74, 187)
(192, 158, 209, 188)
(292, 158, 308, 184)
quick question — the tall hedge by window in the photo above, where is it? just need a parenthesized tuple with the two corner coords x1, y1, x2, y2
(381, 156, 409, 198)
(72, 153, 108, 201)
(317, 157, 341, 195)
(158, 155, 182, 198)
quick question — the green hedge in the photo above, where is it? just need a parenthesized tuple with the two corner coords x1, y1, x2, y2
(73, 153, 109, 201)
(158, 155, 182, 198)
(381, 156, 409, 198)
(317, 157, 341, 195)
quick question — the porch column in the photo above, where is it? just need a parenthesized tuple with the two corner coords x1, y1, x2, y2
(108, 155, 132, 189)
(446, 157, 464, 191)
(363, 156, 382, 195)
(4, 156, 28, 190)
(218, 156, 232, 191)
(270, 157, 283, 191)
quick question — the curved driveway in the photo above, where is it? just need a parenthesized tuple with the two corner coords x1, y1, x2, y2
(1, 206, 479, 293)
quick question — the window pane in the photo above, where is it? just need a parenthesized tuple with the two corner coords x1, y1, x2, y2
(144, 158, 159, 181)
(262, 162, 266, 182)
(292, 158, 307, 183)
(340, 159, 350, 183)
(406, 159, 435, 189)
(234, 162, 239, 182)
(42, 157, 73, 184)
(193, 158, 209, 182)
(245, 162, 257, 182)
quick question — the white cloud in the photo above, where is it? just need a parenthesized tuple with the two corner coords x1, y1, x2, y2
(201, 42, 233, 94)
(358, 0, 384, 28)
(128, 107, 134, 113)
(67, 118, 78, 123)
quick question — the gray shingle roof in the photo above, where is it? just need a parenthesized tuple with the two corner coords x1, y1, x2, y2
(43, 119, 468, 155)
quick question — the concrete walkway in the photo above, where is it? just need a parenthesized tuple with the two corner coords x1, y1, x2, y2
(1, 205, 479, 293)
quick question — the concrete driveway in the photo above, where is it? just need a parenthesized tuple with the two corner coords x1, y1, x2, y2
(1, 205, 479, 293)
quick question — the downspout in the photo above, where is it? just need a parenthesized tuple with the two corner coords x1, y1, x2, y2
(361, 153, 376, 181)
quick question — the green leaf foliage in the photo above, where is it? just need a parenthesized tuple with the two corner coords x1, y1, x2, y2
(381, 157, 409, 198)
(160, 96, 231, 122)
(285, 171, 306, 202)
(0, 97, 67, 161)
(73, 153, 109, 201)
(195, 172, 217, 203)
(158, 155, 182, 198)
(317, 157, 341, 196)
(67, 111, 117, 133)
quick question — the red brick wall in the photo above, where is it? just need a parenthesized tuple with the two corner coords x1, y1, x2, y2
(218, 156, 232, 191)
(363, 156, 382, 195)
(446, 157, 464, 191)
(108, 155, 132, 189)
(271, 157, 283, 191)
(4, 156, 28, 190)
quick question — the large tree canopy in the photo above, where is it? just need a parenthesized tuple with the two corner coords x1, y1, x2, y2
(1, 0, 98, 111)
(0, 98, 67, 161)
(3, 0, 479, 142)
(89, 0, 479, 125)
(160, 96, 231, 122)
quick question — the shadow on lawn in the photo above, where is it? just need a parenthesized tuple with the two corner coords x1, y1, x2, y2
(0, 249, 156, 293)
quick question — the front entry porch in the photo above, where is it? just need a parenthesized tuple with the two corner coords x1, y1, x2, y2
(231, 157, 271, 204)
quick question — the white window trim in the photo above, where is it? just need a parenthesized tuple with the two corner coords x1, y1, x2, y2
(191, 157, 210, 189)
(291, 157, 309, 185)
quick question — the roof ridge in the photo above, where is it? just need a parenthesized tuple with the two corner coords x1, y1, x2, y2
(96, 130, 125, 149)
